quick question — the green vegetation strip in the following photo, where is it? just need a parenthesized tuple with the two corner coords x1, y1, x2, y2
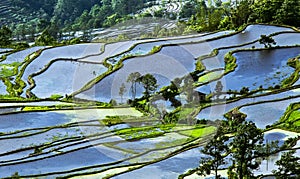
(115, 124, 175, 141)
(281, 55, 300, 87)
(0, 103, 111, 114)
(178, 126, 216, 138)
(0, 62, 21, 77)
(198, 69, 224, 84)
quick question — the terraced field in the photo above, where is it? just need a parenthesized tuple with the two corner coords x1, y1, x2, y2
(0, 24, 300, 178)
(140, 0, 186, 15)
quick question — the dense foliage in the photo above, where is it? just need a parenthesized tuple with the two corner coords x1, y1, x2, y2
(1, 0, 300, 45)
(1, 0, 155, 41)
(185, 0, 300, 32)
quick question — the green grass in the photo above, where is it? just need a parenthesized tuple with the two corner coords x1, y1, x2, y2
(198, 70, 223, 84)
(178, 107, 195, 119)
(49, 94, 63, 100)
(275, 103, 300, 132)
(195, 60, 205, 72)
(281, 57, 300, 87)
(22, 106, 51, 111)
(0, 94, 28, 101)
(115, 124, 175, 141)
(154, 138, 189, 148)
(22, 104, 75, 111)
(149, 45, 162, 54)
(101, 116, 124, 126)
(224, 52, 237, 73)
(287, 110, 300, 123)
(178, 126, 216, 138)
(0, 62, 21, 78)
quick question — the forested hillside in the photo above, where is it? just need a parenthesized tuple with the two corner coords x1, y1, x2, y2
(0, 0, 157, 39)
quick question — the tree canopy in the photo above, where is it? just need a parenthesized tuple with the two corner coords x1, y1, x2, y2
(0, 26, 12, 47)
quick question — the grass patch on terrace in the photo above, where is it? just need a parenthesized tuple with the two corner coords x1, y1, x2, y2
(287, 110, 300, 123)
(178, 125, 216, 138)
(115, 124, 175, 141)
(48, 94, 63, 100)
(0, 94, 28, 101)
(198, 70, 223, 84)
(0, 62, 21, 78)
(281, 56, 300, 87)
(101, 115, 155, 126)
(22, 106, 51, 111)
(154, 138, 190, 148)
(178, 107, 195, 118)
(149, 45, 162, 54)
(274, 102, 300, 132)
(103, 143, 138, 154)
(101, 116, 124, 126)
(22, 104, 75, 111)
(195, 60, 205, 73)
(224, 52, 237, 73)
(20, 102, 112, 112)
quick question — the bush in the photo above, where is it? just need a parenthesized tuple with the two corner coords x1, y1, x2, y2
(69, 38, 81, 44)
(14, 42, 30, 50)
(11, 172, 20, 179)
(109, 99, 118, 106)
(240, 86, 249, 95)
(49, 94, 63, 100)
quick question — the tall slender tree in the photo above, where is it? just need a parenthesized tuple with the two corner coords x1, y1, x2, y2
(214, 81, 223, 99)
(229, 121, 264, 178)
(0, 26, 12, 47)
(119, 83, 126, 103)
(138, 73, 158, 99)
(126, 72, 141, 100)
(198, 126, 229, 178)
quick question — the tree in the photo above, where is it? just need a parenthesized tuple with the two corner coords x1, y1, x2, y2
(229, 121, 264, 178)
(126, 72, 141, 100)
(240, 86, 250, 95)
(273, 150, 300, 178)
(138, 74, 158, 99)
(160, 81, 181, 107)
(15, 24, 27, 41)
(259, 35, 276, 48)
(274, 0, 300, 27)
(119, 83, 126, 103)
(214, 81, 223, 99)
(250, 0, 284, 23)
(231, 0, 253, 27)
(198, 127, 229, 179)
(35, 29, 56, 46)
(181, 76, 195, 103)
(0, 26, 12, 47)
(179, 1, 197, 18)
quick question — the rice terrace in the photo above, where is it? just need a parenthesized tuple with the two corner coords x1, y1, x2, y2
(0, 0, 299, 178)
